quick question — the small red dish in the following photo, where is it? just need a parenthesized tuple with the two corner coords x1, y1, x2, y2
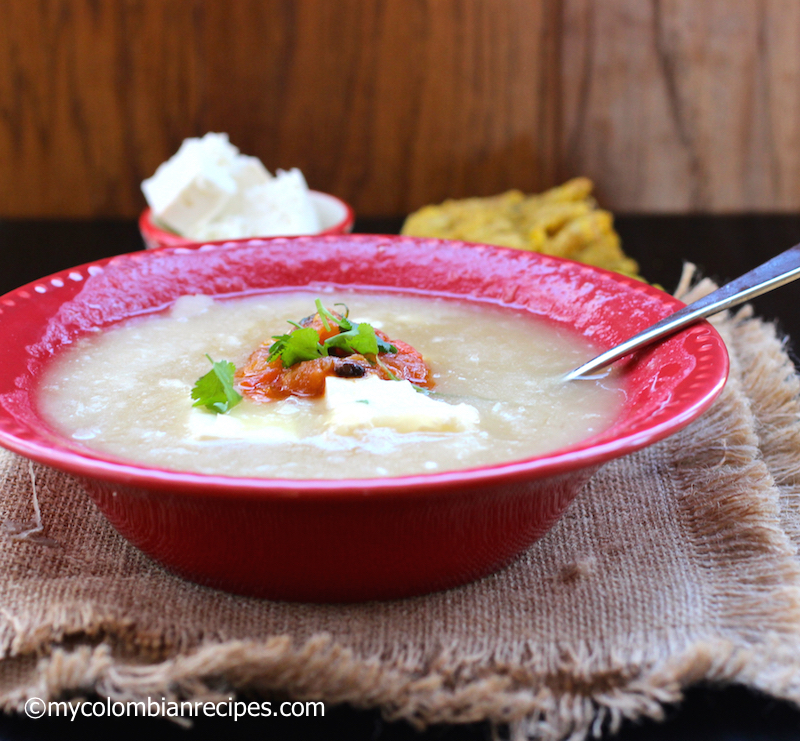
(0, 236, 728, 602)
(138, 190, 355, 250)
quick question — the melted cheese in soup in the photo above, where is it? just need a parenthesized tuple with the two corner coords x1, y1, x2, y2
(37, 291, 625, 479)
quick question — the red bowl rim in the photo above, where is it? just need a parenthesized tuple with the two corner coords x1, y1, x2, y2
(0, 236, 729, 500)
(138, 190, 356, 249)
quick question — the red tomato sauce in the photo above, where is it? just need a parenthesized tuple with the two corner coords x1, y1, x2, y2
(235, 310, 433, 402)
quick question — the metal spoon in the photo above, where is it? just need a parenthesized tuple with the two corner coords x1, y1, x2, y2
(564, 243, 800, 381)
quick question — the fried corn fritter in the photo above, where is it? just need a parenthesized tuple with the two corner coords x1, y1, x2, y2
(401, 178, 641, 279)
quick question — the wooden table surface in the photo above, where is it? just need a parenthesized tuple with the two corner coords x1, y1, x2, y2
(1, 215, 799, 740)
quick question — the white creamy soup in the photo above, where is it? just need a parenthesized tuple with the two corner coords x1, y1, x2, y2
(37, 290, 625, 479)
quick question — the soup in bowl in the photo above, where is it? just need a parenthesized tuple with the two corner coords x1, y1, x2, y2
(0, 235, 728, 601)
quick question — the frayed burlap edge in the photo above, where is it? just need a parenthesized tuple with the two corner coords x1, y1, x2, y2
(732, 309, 800, 548)
(2, 311, 800, 741)
(2, 635, 800, 741)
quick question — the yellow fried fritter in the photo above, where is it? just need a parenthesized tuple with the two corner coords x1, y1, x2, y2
(401, 178, 641, 279)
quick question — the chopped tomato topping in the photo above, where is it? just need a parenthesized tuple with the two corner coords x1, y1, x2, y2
(375, 336, 431, 386)
(235, 310, 433, 402)
(298, 311, 342, 343)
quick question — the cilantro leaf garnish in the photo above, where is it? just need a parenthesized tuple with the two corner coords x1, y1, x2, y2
(268, 326, 326, 367)
(191, 355, 242, 414)
(375, 335, 398, 354)
(315, 298, 332, 332)
(324, 322, 395, 356)
(266, 300, 397, 368)
(315, 299, 352, 332)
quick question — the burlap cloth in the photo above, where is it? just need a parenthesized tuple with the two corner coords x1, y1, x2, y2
(2, 305, 800, 740)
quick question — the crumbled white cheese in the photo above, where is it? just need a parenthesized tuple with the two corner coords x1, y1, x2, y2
(324, 376, 479, 434)
(142, 133, 320, 239)
(142, 133, 241, 235)
(189, 169, 320, 241)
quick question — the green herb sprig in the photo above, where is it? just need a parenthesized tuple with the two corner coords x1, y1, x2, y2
(191, 355, 242, 414)
(267, 300, 397, 368)
(267, 326, 326, 367)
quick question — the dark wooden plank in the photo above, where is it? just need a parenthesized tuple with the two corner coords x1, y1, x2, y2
(0, 0, 558, 218)
(561, 0, 800, 212)
(0, 0, 203, 217)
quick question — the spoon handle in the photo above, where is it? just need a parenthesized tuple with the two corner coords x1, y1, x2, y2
(564, 243, 800, 381)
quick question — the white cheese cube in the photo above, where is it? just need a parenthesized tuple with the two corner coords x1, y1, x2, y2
(187, 405, 299, 442)
(143, 133, 323, 240)
(231, 154, 273, 190)
(142, 133, 241, 235)
(188, 167, 321, 240)
(194, 156, 274, 238)
(324, 376, 480, 434)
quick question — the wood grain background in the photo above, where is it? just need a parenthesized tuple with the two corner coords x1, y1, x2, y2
(1, 0, 799, 218)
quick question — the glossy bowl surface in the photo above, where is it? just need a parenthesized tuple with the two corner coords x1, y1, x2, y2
(0, 235, 728, 601)
(139, 190, 355, 250)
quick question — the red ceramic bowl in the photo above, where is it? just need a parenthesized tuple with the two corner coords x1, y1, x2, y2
(138, 190, 355, 250)
(0, 236, 728, 602)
